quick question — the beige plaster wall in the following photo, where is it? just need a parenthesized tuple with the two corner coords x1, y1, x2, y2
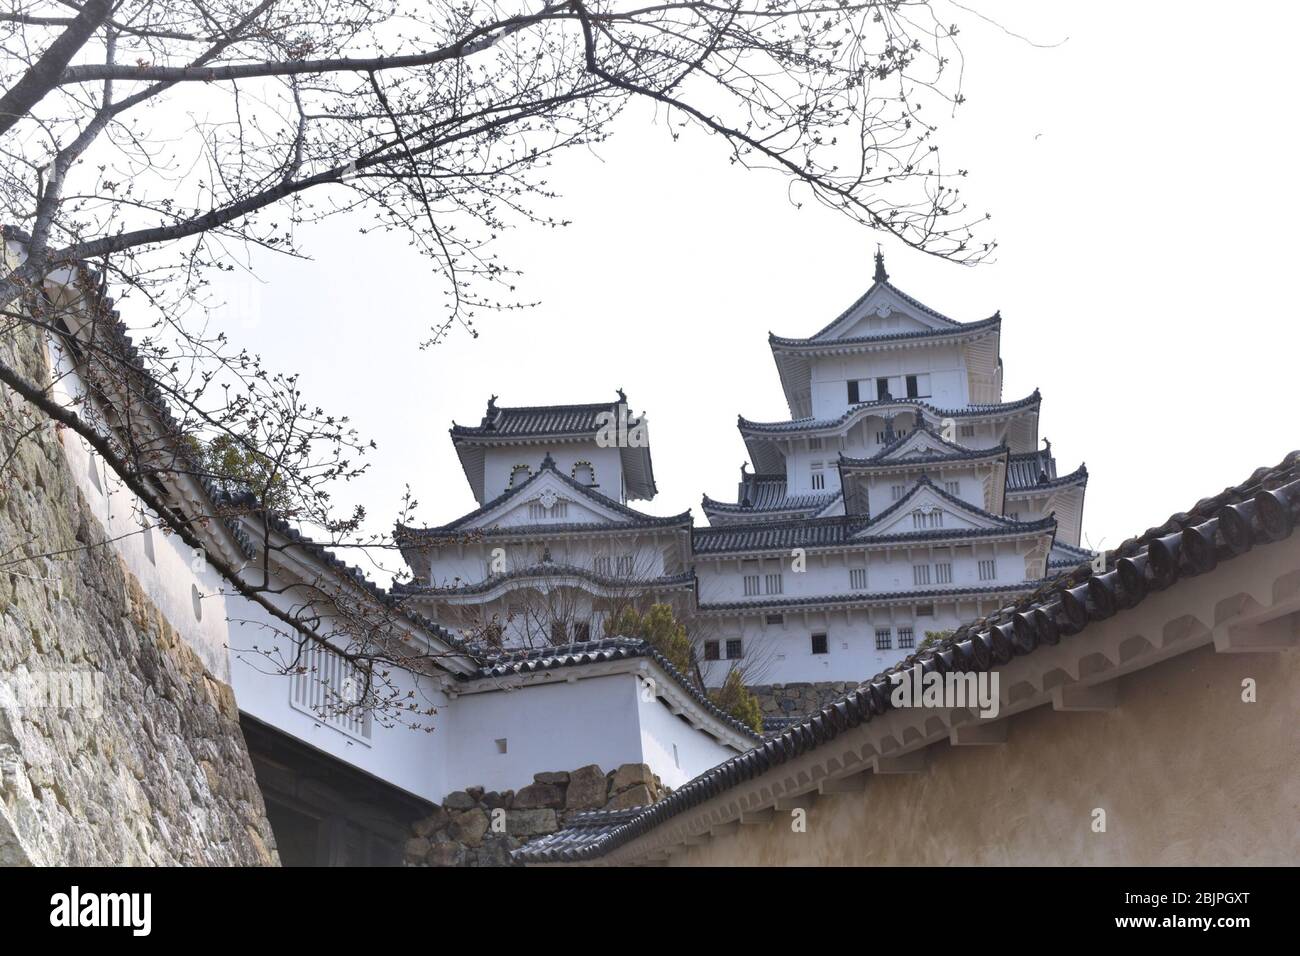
(671, 642, 1299, 865)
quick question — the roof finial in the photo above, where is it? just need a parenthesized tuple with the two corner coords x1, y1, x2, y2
(616, 387, 627, 404)
(874, 244, 888, 283)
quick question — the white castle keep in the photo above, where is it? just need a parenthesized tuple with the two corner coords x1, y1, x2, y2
(397, 250, 1091, 686)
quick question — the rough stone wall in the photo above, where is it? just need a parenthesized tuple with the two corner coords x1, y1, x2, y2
(751, 681, 855, 724)
(405, 763, 666, 867)
(0, 323, 278, 865)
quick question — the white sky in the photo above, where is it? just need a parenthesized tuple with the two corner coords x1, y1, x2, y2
(207, 1, 1300, 581)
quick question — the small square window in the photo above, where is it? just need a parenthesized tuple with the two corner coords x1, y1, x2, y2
(811, 633, 828, 655)
(703, 640, 720, 661)
(875, 628, 892, 651)
(898, 627, 915, 650)
(725, 638, 743, 660)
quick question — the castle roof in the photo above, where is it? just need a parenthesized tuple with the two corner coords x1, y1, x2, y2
(396, 453, 689, 548)
(449, 392, 657, 502)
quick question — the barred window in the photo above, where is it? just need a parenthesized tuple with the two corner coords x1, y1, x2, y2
(593, 555, 612, 576)
(764, 573, 783, 595)
(913, 564, 931, 586)
(935, 562, 953, 584)
(944, 481, 961, 496)
(616, 554, 634, 577)
(898, 626, 915, 649)
(810, 633, 829, 655)
(875, 628, 893, 650)
(725, 638, 744, 659)
(849, 567, 868, 590)
(891, 484, 906, 500)
(979, 559, 997, 581)
(743, 574, 761, 596)
(765, 613, 784, 626)
(703, 640, 720, 661)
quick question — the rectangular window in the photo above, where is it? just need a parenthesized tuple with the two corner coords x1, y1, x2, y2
(725, 638, 744, 660)
(616, 554, 634, 577)
(913, 510, 944, 529)
(898, 626, 915, 649)
(764, 573, 783, 595)
(906, 375, 919, 398)
(959, 424, 976, 439)
(703, 640, 720, 661)
(811, 633, 828, 655)
(810, 467, 825, 491)
(979, 559, 997, 581)
(743, 574, 761, 596)
(289, 642, 373, 741)
(573, 621, 591, 642)
(765, 613, 784, 626)
(916, 604, 935, 617)
(876, 378, 890, 401)
(847, 380, 860, 404)
(593, 555, 612, 576)
(913, 564, 931, 586)
(809, 437, 823, 451)
(935, 562, 953, 584)
(849, 567, 868, 590)
(875, 628, 893, 651)
(527, 501, 569, 520)
(944, 480, 961, 496)
(891, 484, 905, 500)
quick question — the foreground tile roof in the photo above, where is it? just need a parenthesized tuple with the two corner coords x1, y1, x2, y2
(515, 449, 1300, 863)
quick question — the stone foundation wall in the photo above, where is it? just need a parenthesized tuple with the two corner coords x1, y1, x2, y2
(405, 763, 666, 867)
(0, 322, 278, 865)
(751, 682, 856, 724)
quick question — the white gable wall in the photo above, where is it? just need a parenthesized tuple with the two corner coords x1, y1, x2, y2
(808, 342, 968, 418)
(482, 443, 626, 503)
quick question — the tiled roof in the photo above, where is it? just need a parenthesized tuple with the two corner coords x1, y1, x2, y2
(798, 257, 968, 340)
(693, 515, 871, 553)
(738, 390, 1041, 436)
(697, 580, 1041, 613)
(468, 638, 761, 742)
(769, 313, 1000, 350)
(449, 394, 635, 439)
(701, 473, 839, 517)
(693, 476, 1055, 556)
(515, 450, 1300, 863)
(1007, 461, 1088, 493)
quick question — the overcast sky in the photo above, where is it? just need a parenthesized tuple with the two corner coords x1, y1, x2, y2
(207, 1, 1300, 582)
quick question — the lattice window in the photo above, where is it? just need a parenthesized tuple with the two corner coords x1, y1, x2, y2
(725, 639, 744, 659)
(290, 643, 372, 741)
(898, 626, 915, 649)
(875, 628, 892, 650)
